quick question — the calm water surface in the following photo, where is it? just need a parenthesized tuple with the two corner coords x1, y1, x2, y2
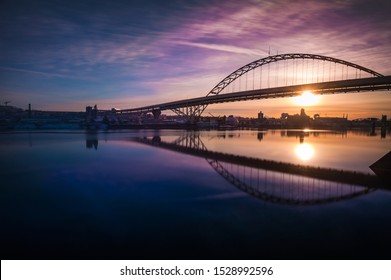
(1, 129, 390, 259)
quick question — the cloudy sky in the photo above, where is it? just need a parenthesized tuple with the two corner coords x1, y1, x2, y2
(1, 0, 390, 118)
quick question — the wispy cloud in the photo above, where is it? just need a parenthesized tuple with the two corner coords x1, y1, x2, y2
(175, 41, 267, 56)
(0, 66, 85, 79)
(1, 0, 390, 114)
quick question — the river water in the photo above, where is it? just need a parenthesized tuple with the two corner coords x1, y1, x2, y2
(1, 128, 390, 259)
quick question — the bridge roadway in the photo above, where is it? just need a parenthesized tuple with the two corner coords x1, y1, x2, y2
(119, 76, 391, 114)
(133, 136, 390, 190)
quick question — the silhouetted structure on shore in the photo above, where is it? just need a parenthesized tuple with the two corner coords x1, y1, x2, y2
(1, 104, 390, 130)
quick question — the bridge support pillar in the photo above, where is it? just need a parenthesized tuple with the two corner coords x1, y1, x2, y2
(152, 109, 161, 119)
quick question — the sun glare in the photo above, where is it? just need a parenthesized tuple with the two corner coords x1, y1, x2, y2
(293, 91, 320, 106)
(295, 143, 314, 161)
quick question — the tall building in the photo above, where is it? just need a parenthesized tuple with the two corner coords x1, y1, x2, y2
(258, 111, 264, 120)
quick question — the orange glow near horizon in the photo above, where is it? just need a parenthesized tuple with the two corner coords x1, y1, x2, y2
(292, 91, 321, 107)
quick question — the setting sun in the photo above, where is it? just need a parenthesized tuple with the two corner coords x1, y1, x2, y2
(292, 91, 320, 106)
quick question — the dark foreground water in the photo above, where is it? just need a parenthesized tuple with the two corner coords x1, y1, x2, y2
(1, 129, 391, 259)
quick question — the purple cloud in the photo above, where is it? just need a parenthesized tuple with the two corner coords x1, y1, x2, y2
(0, 0, 390, 116)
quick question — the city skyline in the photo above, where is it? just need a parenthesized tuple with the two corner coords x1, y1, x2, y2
(1, 0, 391, 119)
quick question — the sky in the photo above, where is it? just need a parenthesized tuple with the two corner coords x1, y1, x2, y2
(1, 0, 390, 119)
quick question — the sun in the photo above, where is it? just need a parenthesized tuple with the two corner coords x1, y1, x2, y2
(292, 90, 320, 106)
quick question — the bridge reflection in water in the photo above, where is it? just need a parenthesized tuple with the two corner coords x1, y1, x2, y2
(131, 132, 389, 206)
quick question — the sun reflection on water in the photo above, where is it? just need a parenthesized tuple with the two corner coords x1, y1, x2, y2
(295, 143, 315, 161)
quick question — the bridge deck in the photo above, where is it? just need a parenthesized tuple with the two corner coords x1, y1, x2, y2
(119, 76, 391, 114)
(133, 137, 390, 190)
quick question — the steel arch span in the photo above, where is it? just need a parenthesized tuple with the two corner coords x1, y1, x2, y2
(206, 158, 375, 206)
(118, 53, 390, 120)
(207, 53, 383, 96)
(132, 133, 384, 206)
(191, 53, 385, 117)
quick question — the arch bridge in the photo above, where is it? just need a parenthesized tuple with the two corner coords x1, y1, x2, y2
(132, 132, 389, 206)
(119, 53, 391, 119)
